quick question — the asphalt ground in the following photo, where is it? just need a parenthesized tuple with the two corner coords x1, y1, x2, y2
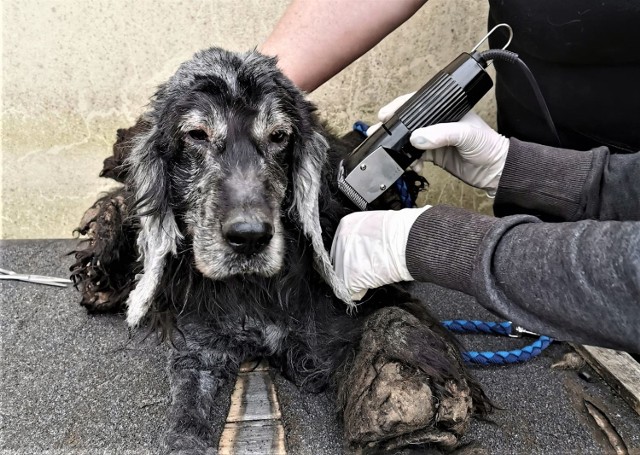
(2, 239, 639, 454)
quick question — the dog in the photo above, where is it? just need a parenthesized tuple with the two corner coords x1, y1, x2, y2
(71, 47, 491, 453)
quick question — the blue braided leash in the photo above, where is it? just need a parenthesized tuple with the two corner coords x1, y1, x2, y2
(442, 319, 553, 366)
(352, 120, 369, 137)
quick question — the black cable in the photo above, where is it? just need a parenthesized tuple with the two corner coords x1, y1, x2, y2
(480, 49, 562, 147)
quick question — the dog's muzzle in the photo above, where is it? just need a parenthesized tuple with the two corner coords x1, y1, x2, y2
(222, 219, 274, 255)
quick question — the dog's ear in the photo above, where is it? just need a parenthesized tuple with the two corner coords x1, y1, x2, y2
(124, 118, 183, 327)
(100, 120, 152, 183)
(291, 130, 355, 310)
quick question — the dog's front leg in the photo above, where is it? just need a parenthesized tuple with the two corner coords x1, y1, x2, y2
(162, 348, 238, 455)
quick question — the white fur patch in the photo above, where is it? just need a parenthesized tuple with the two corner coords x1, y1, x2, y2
(252, 104, 292, 140)
(126, 213, 181, 327)
(294, 132, 355, 309)
(125, 125, 183, 327)
(180, 109, 227, 144)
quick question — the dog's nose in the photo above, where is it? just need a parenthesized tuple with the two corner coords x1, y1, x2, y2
(222, 221, 273, 255)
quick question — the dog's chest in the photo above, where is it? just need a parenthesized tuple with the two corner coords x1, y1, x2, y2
(186, 311, 304, 354)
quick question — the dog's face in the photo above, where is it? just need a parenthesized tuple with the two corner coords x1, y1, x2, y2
(124, 48, 352, 326)
(129, 48, 327, 281)
(168, 71, 295, 279)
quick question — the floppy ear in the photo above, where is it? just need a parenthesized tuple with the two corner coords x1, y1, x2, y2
(124, 121, 182, 327)
(292, 130, 355, 309)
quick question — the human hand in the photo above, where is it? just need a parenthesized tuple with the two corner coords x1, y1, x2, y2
(367, 94, 509, 193)
(330, 206, 431, 300)
(410, 112, 509, 193)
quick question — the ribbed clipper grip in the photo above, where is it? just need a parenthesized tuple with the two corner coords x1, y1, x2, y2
(336, 52, 492, 210)
(398, 73, 470, 130)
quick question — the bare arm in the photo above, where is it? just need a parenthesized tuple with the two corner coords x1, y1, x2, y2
(260, 0, 428, 92)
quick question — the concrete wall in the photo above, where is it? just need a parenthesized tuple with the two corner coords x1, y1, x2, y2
(2, 0, 494, 239)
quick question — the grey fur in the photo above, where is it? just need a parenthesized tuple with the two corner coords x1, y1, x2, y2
(292, 131, 354, 306)
(125, 49, 354, 325)
(126, 125, 183, 327)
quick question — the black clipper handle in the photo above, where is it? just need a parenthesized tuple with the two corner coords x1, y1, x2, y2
(388, 52, 493, 167)
(396, 52, 492, 129)
(337, 52, 494, 210)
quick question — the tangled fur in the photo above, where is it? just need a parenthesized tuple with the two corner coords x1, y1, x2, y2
(71, 47, 491, 454)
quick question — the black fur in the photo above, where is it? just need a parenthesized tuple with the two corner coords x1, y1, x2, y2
(70, 47, 491, 454)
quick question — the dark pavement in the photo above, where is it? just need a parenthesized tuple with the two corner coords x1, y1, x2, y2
(2, 239, 639, 454)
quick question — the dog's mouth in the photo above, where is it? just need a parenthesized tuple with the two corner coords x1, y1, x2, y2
(192, 216, 285, 280)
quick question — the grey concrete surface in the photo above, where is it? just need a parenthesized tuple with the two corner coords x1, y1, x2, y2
(1, 240, 168, 453)
(2, 240, 640, 454)
(2, 0, 494, 239)
(0, 239, 235, 454)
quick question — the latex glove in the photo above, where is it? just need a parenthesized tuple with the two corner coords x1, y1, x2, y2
(331, 206, 431, 300)
(410, 112, 509, 193)
(367, 94, 509, 193)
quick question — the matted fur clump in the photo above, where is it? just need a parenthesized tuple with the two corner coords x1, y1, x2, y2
(71, 47, 491, 453)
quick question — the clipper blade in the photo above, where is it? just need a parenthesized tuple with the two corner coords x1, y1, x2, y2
(337, 177, 368, 211)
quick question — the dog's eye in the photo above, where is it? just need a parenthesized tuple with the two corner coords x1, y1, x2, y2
(269, 130, 288, 144)
(186, 129, 209, 142)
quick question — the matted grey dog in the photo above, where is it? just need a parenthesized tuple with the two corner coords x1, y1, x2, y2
(71, 47, 492, 453)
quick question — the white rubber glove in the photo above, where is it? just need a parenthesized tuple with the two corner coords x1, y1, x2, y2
(330, 206, 431, 300)
(410, 112, 509, 193)
(367, 94, 509, 193)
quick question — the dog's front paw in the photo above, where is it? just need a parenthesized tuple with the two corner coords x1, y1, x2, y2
(345, 361, 472, 451)
(340, 306, 490, 452)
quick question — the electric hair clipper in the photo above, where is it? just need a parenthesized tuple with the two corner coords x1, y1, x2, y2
(337, 51, 493, 210)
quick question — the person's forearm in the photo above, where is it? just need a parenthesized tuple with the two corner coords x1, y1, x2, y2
(406, 205, 640, 353)
(495, 139, 640, 221)
(260, 0, 427, 92)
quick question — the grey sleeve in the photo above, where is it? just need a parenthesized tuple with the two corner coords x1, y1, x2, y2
(494, 138, 640, 221)
(406, 206, 640, 353)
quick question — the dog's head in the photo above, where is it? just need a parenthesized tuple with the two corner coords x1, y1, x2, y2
(124, 48, 352, 326)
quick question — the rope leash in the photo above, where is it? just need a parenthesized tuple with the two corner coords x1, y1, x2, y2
(442, 319, 553, 366)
